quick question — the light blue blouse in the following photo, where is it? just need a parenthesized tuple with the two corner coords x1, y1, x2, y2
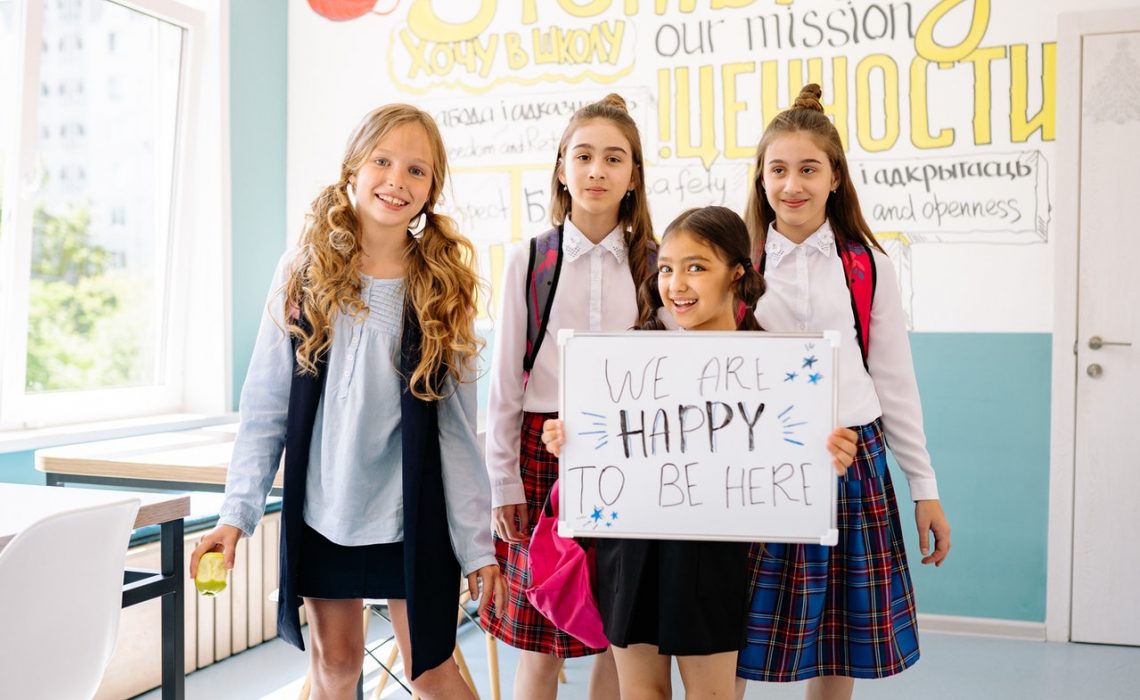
(218, 253, 495, 575)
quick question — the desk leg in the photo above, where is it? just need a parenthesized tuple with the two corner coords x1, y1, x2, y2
(161, 518, 186, 700)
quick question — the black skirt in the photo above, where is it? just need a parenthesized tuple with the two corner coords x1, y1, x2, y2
(595, 537, 750, 656)
(295, 523, 406, 600)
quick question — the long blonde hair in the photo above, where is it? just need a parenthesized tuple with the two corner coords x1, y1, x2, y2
(744, 84, 884, 257)
(548, 94, 658, 328)
(285, 104, 482, 400)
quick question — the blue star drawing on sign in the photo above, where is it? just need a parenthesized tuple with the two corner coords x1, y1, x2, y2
(605, 521, 613, 527)
(610, 511, 619, 520)
(808, 373, 822, 384)
(785, 371, 798, 382)
(802, 355, 818, 369)
(591, 506, 604, 523)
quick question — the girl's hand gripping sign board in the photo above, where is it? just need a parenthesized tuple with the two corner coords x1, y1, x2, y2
(558, 330, 840, 545)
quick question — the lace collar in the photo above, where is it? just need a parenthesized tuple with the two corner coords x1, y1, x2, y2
(764, 221, 835, 268)
(563, 218, 627, 264)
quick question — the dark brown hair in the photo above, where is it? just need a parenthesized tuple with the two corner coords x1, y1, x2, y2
(638, 206, 765, 331)
(744, 83, 884, 258)
(549, 93, 657, 327)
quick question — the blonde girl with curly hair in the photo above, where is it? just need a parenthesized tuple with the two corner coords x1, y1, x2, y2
(191, 104, 505, 700)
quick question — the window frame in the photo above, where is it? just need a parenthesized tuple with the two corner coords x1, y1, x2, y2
(0, 0, 220, 431)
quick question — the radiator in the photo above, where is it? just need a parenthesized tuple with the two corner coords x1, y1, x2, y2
(94, 512, 305, 699)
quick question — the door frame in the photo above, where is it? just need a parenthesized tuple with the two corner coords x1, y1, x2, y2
(1047, 6, 1140, 644)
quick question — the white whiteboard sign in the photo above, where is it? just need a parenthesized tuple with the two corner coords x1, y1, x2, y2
(558, 330, 839, 545)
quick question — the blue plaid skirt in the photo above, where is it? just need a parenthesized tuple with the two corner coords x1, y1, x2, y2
(737, 419, 920, 681)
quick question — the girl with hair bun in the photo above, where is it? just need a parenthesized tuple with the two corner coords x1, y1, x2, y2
(737, 84, 951, 699)
(543, 206, 858, 699)
(190, 104, 504, 699)
(482, 92, 657, 699)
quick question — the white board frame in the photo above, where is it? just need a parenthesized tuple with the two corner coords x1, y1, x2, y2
(557, 329, 840, 545)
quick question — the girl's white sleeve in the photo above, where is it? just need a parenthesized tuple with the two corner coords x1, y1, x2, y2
(218, 252, 295, 536)
(484, 243, 530, 508)
(439, 373, 497, 575)
(865, 250, 939, 501)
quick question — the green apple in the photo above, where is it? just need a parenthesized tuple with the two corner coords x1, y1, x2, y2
(195, 551, 228, 597)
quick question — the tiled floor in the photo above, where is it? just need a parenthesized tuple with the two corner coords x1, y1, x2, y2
(138, 616, 1140, 699)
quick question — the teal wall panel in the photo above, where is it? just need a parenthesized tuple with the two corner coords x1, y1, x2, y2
(901, 332, 1051, 622)
(0, 451, 41, 485)
(230, 0, 288, 408)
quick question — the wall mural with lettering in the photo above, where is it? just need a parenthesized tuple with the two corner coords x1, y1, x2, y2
(289, 0, 1107, 332)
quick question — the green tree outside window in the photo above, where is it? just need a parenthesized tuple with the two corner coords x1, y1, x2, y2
(25, 204, 148, 392)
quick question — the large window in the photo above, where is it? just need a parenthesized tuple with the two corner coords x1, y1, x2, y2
(0, 0, 222, 430)
(1, 3, 15, 212)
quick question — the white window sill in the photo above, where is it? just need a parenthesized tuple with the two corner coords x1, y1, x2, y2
(0, 412, 238, 454)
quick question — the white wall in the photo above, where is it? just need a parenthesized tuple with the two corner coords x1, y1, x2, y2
(285, 0, 1134, 333)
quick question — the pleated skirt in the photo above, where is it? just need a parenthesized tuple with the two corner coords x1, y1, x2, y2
(737, 419, 920, 681)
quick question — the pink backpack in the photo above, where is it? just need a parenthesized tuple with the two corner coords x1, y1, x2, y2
(525, 480, 609, 648)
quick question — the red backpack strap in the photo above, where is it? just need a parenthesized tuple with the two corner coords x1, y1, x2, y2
(523, 227, 564, 376)
(759, 243, 876, 366)
(837, 240, 876, 370)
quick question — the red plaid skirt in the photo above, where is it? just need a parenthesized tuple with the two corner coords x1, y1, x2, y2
(479, 411, 607, 657)
(737, 419, 920, 680)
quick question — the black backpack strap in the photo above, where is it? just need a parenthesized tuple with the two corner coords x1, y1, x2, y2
(523, 226, 564, 374)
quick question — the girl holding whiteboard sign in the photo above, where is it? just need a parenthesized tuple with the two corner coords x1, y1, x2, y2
(482, 94, 660, 700)
(737, 84, 952, 700)
(542, 206, 859, 700)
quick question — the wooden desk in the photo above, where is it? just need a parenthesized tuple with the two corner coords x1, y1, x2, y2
(35, 423, 283, 494)
(0, 485, 190, 700)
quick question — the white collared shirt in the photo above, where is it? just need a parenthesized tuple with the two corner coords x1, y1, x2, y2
(755, 221, 938, 501)
(485, 218, 639, 507)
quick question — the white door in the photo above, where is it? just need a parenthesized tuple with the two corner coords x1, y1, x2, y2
(1070, 28, 1140, 646)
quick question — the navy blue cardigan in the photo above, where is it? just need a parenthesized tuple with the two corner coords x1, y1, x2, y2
(277, 308, 461, 679)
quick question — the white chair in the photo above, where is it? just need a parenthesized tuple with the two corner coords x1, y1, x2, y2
(0, 497, 141, 700)
(363, 589, 485, 700)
